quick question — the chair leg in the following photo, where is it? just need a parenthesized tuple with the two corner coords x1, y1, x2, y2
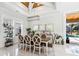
(39, 48, 40, 55)
(18, 44, 20, 49)
(20, 44, 22, 50)
(23, 44, 24, 50)
(25, 45, 27, 53)
(29, 46, 31, 55)
(18, 44, 22, 50)
(44, 47, 47, 55)
(33, 46, 35, 55)
(29, 46, 31, 52)
(29, 46, 32, 55)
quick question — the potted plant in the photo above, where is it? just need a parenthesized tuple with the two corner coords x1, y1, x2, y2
(26, 28, 31, 34)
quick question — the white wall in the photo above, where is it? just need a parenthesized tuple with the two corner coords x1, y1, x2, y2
(56, 2, 79, 14)
(0, 3, 28, 48)
(28, 11, 65, 39)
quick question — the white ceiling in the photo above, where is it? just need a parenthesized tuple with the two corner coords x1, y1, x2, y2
(0, 2, 29, 16)
(2, 2, 79, 17)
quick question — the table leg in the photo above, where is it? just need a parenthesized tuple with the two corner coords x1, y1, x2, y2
(46, 43, 48, 56)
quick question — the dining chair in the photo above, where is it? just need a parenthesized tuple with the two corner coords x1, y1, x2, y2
(41, 33, 54, 55)
(53, 33, 57, 44)
(41, 33, 47, 40)
(18, 35, 24, 50)
(47, 34, 54, 47)
(32, 35, 42, 55)
(54, 33, 63, 44)
(35, 33, 40, 36)
(24, 35, 32, 53)
(40, 33, 47, 47)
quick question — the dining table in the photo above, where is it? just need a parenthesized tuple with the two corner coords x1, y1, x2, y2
(24, 33, 54, 55)
(41, 36, 52, 55)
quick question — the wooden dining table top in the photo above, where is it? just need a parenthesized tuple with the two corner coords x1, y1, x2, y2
(41, 37, 51, 42)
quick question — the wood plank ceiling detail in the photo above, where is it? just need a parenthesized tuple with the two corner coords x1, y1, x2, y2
(32, 3, 43, 8)
(21, 2, 43, 8)
(21, 2, 29, 8)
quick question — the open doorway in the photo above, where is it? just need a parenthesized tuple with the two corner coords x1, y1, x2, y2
(13, 22, 22, 44)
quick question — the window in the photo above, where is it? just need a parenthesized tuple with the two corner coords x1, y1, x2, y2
(32, 24, 54, 32)
(39, 25, 45, 31)
(46, 24, 53, 31)
(33, 25, 39, 31)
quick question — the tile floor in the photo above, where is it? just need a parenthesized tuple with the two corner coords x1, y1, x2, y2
(0, 43, 78, 56)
